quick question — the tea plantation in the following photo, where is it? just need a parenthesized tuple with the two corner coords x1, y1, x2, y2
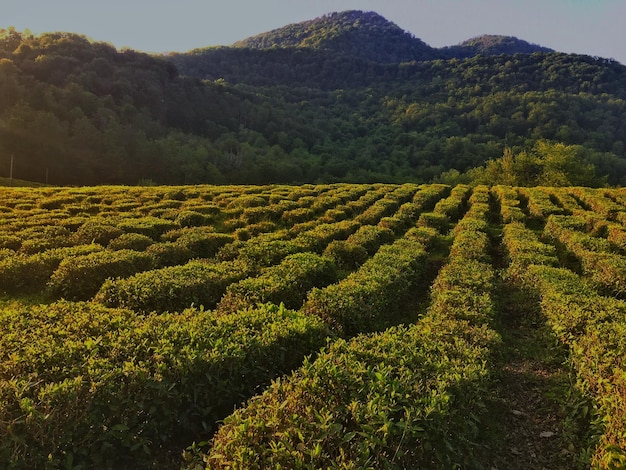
(0, 183, 624, 468)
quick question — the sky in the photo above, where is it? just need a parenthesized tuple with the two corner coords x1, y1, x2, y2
(3, 0, 626, 64)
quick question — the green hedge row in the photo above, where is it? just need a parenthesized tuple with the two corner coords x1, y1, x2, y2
(48, 249, 154, 301)
(523, 266, 626, 468)
(504, 215, 626, 468)
(432, 184, 471, 221)
(0, 244, 103, 294)
(502, 222, 559, 279)
(0, 302, 330, 469)
(217, 219, 360, 269)
(493, 185, 526, 223)
(217, 253, 338, 313)
(544, 215, 626, 294)
(570, 187, 625, 220)
(416, 184, 471, 233)
(377, 184, 449, 235)
(550, 188, 586, 213)
(518, 187, 568, 219)
(95, 259, 253, 313)
(302, 237, 430, 336)
(196, 186, 499, 470)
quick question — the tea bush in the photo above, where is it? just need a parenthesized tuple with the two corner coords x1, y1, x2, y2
(48, 249, 154, 300)
(217, 253, 337, 313)
(0, 301, 329, 468)
(95, 259, 253, 313)
(302, 237, 429, 335)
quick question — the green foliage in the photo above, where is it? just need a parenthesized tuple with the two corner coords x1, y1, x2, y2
(322, 240, 369, 269)
(201, 187, 500, 470)
(48, 249, 154, 300)
(302, 237, 429, 335)
(2, 183, 626, 469)
(466, 142, 605, 187)
(523, 265, 626, 467)
(0, 301, 329, 468)
(217, 252, 337, 313)
(544, 214, 626, 294)
(0, 244, 102, 294)
(73, 220, 125, 245)
(108, 232, 154, 251)
(2, 24, 626, 186)
(95, 259, 253, 313)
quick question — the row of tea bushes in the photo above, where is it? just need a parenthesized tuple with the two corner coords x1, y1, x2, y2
(549, 189, 582, 213)
(216, 253, 338, 314)
(301, 236, 430, 336)
(0, 244, 103, 294)
(502, 222, 560, 279)
(493, 185, 526, 223)
(351, 183, 419, 226)
(519, 187, 567, 219)
(0, 301, 330, 469)
(0, 184, 359, 253)
(416, 184, 471, 233)
(544, 215, 626, 295)
(95, 260, 254, 314)
(48, 249, 154, 300)
(321, 185, 448, 269)
(502, 217, 626, 468)
(195, 187, 500, 469)
(95, 216, 383, 315)
(569, 187, 626, 220)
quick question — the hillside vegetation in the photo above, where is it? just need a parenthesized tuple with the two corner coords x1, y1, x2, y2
(0, 183, 625, 468)
(1, 10, 626, 185)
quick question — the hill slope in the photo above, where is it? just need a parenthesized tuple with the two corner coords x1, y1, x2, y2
(1, 11, 626, 186)
(442, 34, 554, 58)
(232, 10, 438, 63)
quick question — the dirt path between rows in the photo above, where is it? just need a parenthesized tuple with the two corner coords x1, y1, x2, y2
(478, 281, 588, 470)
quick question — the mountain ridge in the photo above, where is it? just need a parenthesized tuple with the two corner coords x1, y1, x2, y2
(231, 10, 438, 63)
(224, 10, 554, 62)
(1, 13, 626, 187)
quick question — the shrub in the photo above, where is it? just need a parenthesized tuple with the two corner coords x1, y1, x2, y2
(217, 253, 337, 313)
(0, 244, 103, 294)
(345, 225, 394, 255)
(173, 228, 234, 259)
(95, 260, 253, 313)
(417, 211, 449, 233)
(48, 249, 154, 300)
(73, 220, 124, 245)
(0, 301, 329, 469)
(322, 240, 369, 269)
(108, 232, 154, 251)
(0, 234, 21, 251)
(303, 238, 428, 335)
(146, 242, 194, 268)
(175, 210, 211, 228)
(117, 217, 178, 239)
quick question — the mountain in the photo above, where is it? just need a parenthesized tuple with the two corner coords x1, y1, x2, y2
(169, 11, 561, 89)
(1, 13, 626, 187)
(442, 35, 554, 59)
(232, 10, 438, 63)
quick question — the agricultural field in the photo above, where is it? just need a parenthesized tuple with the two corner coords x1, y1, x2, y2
(0, 182, 625, 469)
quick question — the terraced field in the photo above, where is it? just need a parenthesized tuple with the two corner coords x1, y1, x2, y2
(0, 183, 624, 469)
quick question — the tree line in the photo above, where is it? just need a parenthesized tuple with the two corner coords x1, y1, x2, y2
(1, 27, 626, 186)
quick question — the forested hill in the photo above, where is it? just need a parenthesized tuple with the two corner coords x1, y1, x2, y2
(231, 10, 438, 63)
(171, 11, 556, 86)
(1, 10, 626, 186)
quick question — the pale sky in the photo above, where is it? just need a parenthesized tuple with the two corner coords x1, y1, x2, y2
(3, 0, 625, 64)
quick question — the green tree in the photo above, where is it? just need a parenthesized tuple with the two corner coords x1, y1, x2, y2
(469, 141, 603, 187)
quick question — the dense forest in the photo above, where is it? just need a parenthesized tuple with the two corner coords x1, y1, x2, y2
(1, 10, 626, 186)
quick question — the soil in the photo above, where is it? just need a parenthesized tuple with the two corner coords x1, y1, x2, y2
(478, 280, 587, 470)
